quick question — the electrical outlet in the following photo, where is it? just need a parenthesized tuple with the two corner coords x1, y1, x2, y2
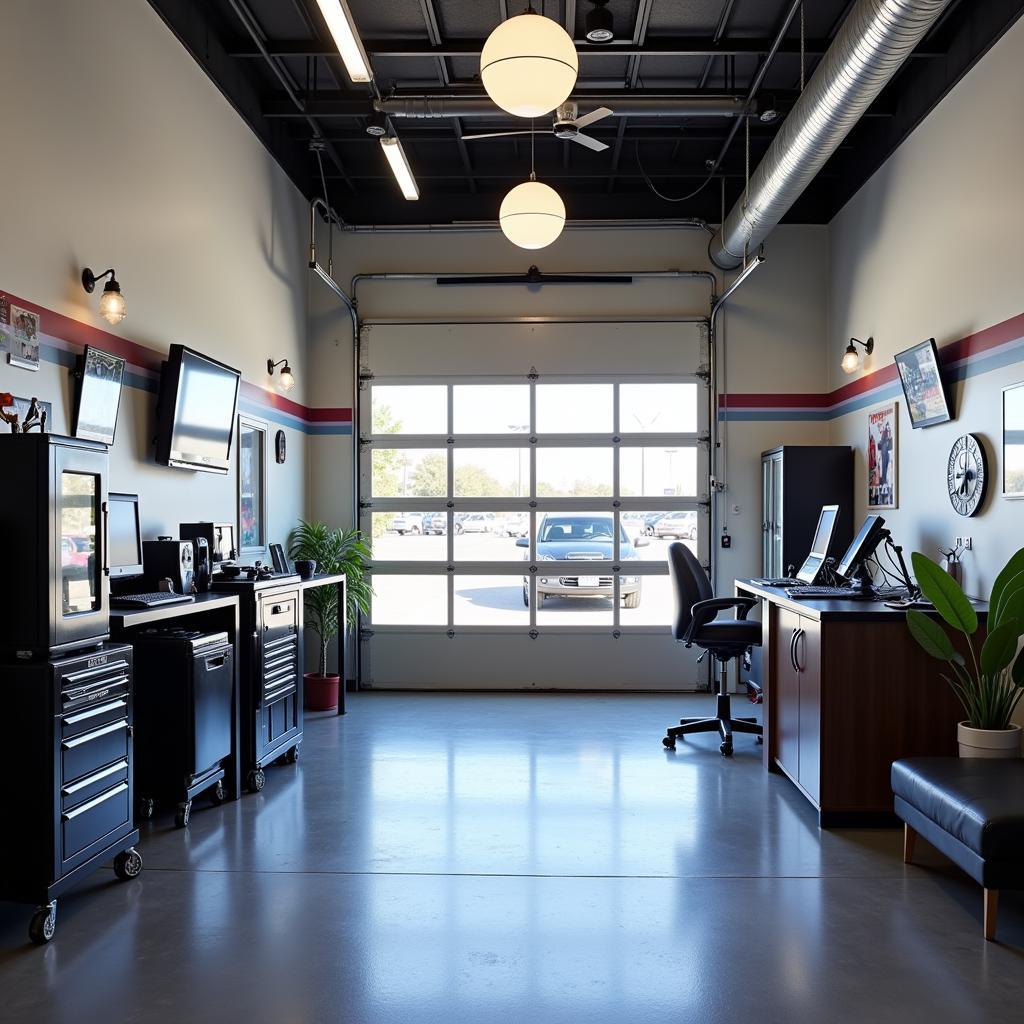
(963, 537, 972, 551)
(721, 533, 732, 549)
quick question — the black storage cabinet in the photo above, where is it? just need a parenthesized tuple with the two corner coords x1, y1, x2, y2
(0, 642, 143, 944)
(130, 630, 234, 828)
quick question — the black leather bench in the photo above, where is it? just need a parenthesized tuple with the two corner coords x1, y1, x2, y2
(892, 757, 1024, 940)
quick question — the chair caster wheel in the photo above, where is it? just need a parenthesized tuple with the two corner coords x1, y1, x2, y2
(174, 801, 192, 828)
(662, 736, 675, 749)
(29, 901, 57, 945)
(756, 735, 764, 744)
(247, 768, 266, 793)
(139, 797, 155, 820)
(720, 742, 733, 757)
(114, 848, 143, 880)
(285, 746, 299, 764)
(209, 780, 225, 805)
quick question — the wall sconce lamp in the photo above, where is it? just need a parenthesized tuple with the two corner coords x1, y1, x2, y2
(841, 335, 874, 375)
(267, 358, 295, 392)
(81, 267, 127, 325)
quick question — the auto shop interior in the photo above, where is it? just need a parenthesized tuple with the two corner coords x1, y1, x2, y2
(2, 0, 1024, 1020)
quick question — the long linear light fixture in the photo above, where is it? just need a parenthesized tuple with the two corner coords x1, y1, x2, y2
(380, 134, 420, 200)
(314, 0, 373, 83)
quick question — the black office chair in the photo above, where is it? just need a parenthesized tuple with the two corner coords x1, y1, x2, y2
(663, 542, 763, 757)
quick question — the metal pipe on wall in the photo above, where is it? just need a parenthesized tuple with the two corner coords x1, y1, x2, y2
(709, 0, 954, 268)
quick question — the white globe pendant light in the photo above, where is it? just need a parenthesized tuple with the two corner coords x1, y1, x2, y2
(481, 11, 578, 118)
(500, 174, 566, 250)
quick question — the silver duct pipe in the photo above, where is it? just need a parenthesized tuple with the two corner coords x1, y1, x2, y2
(709, 0, 953, 269)
(376, 95, 746, 119)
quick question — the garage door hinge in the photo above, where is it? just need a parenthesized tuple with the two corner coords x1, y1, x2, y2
(699, 431, 711, 444)
(529, 629, 539, 640)
(695, 367, 711, 382)
(359, 499, 373, 509)
(612, 629, 621, 640)
(446, 564, 455, 573)
(358, 371, 374, 383)
(698, 499, 711, 511)
(360, 628, 374, 639)
(446, 629, 455, 639)
(359, 437, 373, 447)
(527, 367, 539, 381)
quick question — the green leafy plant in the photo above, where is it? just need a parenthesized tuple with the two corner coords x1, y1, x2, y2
(906, 549, 1024, 730)
(287, 521, 372, 678)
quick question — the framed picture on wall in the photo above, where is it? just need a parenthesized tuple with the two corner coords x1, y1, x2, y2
(1003, 382, 1024, 498)
(894, 338, 953, 428)
(238, 414, 268, 557)
(72, 346, 126, 444)
(867, 400, 898, 509)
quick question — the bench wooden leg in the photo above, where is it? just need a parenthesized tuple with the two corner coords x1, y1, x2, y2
(903, 823, 917, 864)
(984, 889, 998, 942)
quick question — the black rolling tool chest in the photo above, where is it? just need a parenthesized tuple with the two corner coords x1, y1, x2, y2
(0, 643, 143, 943)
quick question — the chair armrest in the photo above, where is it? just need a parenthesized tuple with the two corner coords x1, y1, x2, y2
(684, 596, 759, 644)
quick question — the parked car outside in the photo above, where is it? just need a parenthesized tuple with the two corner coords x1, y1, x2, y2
(422, 513, 447, 535)
(504, 513, 529, 537)
(455, 513, 493, 535)
(518, 512, 648, 608)
(642, 512, 666, 536)
(653, 511, 697, 540)
(391, 512, 424, 535)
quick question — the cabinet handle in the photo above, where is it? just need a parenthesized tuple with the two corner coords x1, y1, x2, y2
(793, 628, 805, 673)
(789, 629, 799, 673)
(62, 782, 128, 821)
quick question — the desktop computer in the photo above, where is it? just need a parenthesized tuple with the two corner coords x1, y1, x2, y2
(753, 504, 839, 587)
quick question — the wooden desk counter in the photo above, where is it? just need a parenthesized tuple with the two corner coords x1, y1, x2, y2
(736, 580, 984, 827)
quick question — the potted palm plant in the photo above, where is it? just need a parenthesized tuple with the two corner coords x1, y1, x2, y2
(288, 521, 372, 711)
(906, 549, 1024, 757)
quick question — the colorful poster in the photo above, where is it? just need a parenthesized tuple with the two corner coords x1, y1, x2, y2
(8, 304, 40, 370)
(868, 401, 898, 509)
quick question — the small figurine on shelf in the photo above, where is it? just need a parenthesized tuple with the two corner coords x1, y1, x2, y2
(939, 541, 965, 588)
(21, 397, 46, 433)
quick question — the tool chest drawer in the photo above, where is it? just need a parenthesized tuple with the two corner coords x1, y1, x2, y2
(261, 592, 298, 643)
(61, 780, 131, 861)
(61, 758, 130, 812)
(61, 719, 129, 785)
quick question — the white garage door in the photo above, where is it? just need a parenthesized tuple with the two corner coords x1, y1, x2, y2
(358, 320, 710, 690)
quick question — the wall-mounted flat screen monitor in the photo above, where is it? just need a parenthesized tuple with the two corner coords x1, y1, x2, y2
(72, 345, 126, 445)
(155, 345, 240, 474)
(894, 338, 953, 428)
(836, 515, 887, 580)
(108, 492, 143, 578)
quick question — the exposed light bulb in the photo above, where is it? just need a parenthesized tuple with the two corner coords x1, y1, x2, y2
(98, 282, 126, 325)
(841, 344, 860, 375)
(278, 366, 295, 392)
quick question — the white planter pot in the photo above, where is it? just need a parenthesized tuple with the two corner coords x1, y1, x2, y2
(957, 722, 1022, 759)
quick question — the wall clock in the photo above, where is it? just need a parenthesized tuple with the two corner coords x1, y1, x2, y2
(947, 433, 986, 517)
(275, 429, 287, 464)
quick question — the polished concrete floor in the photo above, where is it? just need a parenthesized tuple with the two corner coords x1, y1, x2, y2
(1, 692, 1022, 1023)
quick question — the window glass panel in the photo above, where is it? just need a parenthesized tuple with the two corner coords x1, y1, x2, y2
(619, 572, 674, 626)
(536, 448, 613, 497)
(620, 382, 698, 433)
(372, 575, 447, 625)
(372, 449, 447, 497)
(620, 447, 697, 497)
(238, 422, 265, 551)
(371, 513, 446, 560)
(453, 385, 529, 434)
(61, 472, 99, 613)
(372, 385, 447, 434)
(454, 575, 530, 625)
(453, 448, 528, 497)
(626, 510, 700, 561)
(536, 384, 613, 433)
(454, 512, 527, 560)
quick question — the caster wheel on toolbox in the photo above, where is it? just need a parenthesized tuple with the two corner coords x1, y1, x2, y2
(247, 768, 266, 793)
(114, 848, 143, 881)
(757, 735, 764, 745)
(139, 797, 155, 820)
(285, 746, 299, 764)
(662, 736, 675, 749)
(209, 780, 226, 805)
(720, 742, 733, 757)
(174, 801, 192, 829)
(29, 902, 57, 945)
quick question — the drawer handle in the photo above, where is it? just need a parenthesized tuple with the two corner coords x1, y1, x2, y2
(63, 675, 129, 704)
(264, 683, 297, 703)
(62, 759, 128, 796)
(63, 660, 130, 686)
(205, 655, 227, 670)
(63, 698, 127, 726)
(62, 720, 127, 750)
(62, 782, 128, 821)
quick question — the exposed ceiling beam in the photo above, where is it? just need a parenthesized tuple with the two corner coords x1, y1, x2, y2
(699, 0, 739, 89)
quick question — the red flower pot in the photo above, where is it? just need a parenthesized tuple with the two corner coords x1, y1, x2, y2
(304, 672, 340, 711)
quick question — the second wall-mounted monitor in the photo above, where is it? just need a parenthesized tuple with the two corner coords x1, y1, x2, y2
(155, 345, 240, 474)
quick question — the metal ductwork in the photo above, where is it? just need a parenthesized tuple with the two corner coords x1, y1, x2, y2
(376, 95, 746, 119)
(709, 0, 953, 269)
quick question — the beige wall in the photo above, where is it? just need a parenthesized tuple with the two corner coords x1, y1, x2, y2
(308, 223, 831, 591)
(0, 0, 311, 546)
(827, 16, 1024, 598)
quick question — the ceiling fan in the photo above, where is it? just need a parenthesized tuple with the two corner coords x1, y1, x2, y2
(461, 103, 614, 152)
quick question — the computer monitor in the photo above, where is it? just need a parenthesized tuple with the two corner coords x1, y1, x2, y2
(836, 514, 887, 581)
(108, 492, 144, 578)
(796, 504, 839, 584)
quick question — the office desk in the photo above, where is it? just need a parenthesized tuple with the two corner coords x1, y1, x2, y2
(110, 593, 242, 801)
(736, 580, 982, 827)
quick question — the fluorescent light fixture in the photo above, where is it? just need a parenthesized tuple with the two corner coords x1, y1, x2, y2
(315, 0, 373, 83)
(380, 135, 420, 200)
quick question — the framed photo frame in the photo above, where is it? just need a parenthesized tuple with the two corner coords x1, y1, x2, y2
(238, 414, 268, 557)
(894, 338, 952, 428)
(1002, 382, 1024, 498)
(7, 304, 41, 371)
(867, 400, 899, 510)
(72, 345, 126, 444)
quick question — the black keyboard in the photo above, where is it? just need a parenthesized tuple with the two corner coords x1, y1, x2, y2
(785, 585, 869, 600)
(110, 592, 195, 609)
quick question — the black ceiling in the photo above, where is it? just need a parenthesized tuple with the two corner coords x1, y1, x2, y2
(147, 0, 1023, 226)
